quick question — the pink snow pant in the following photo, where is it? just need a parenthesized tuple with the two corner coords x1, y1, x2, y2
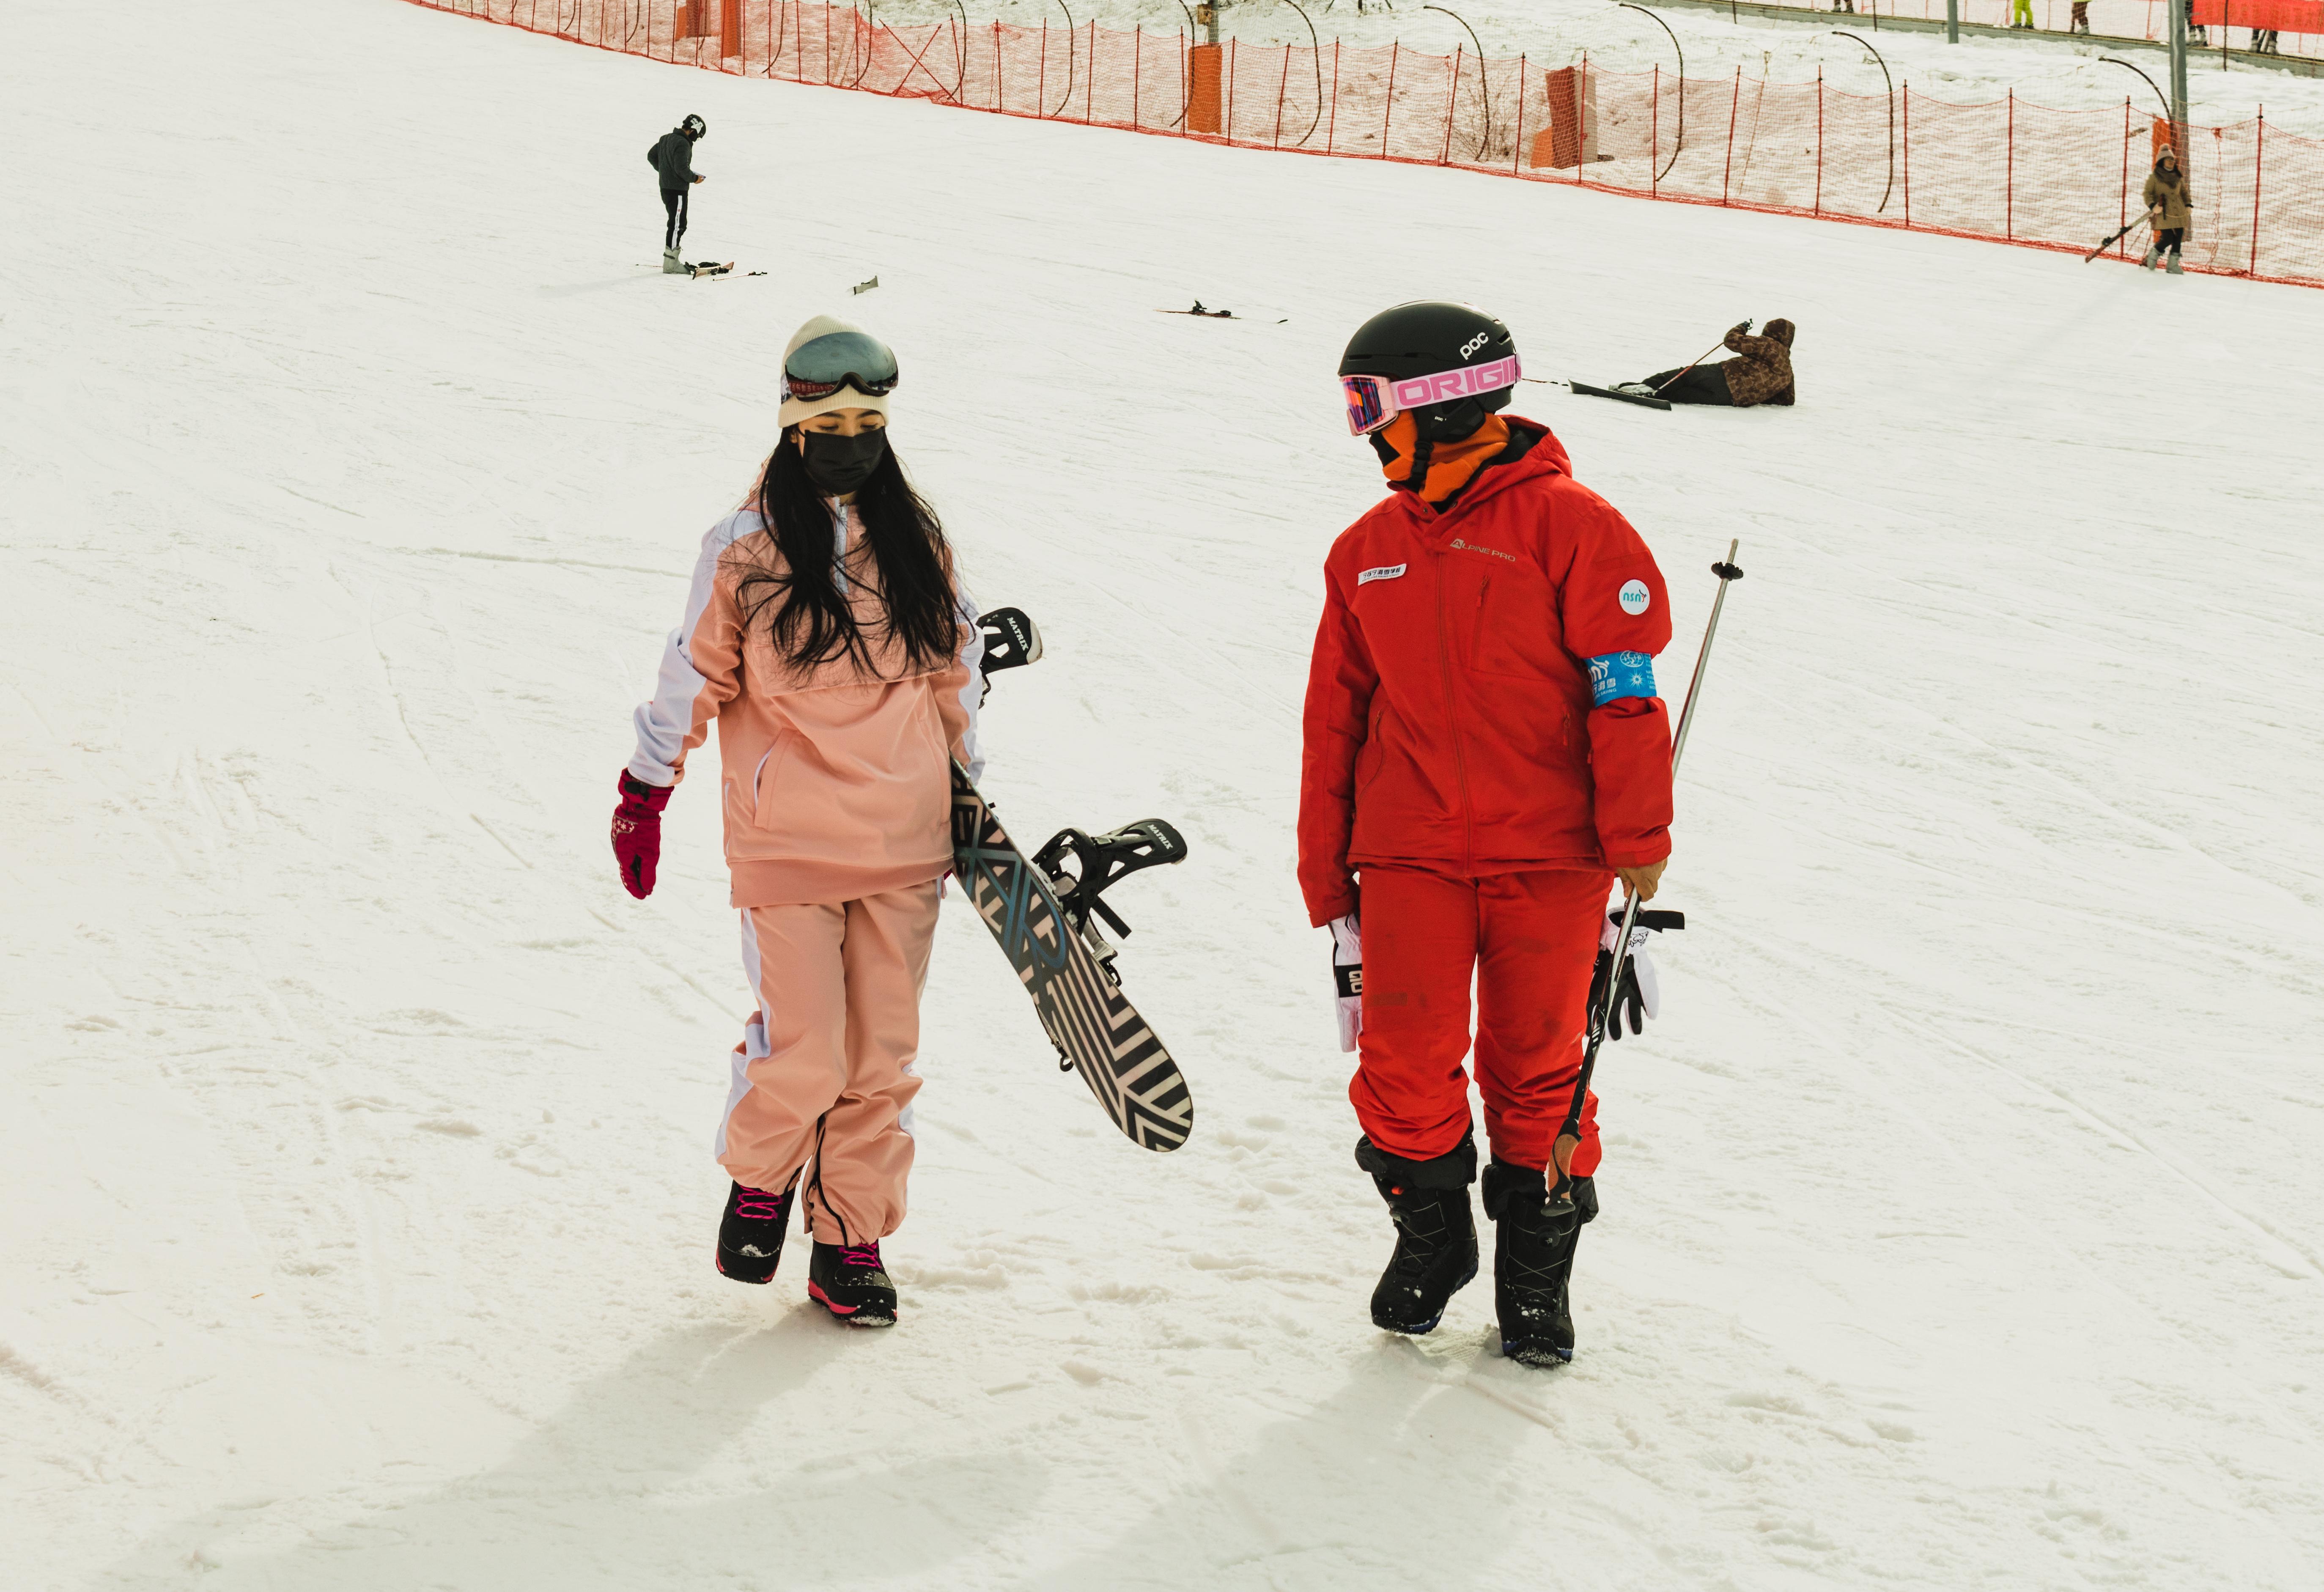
(718, 880, 942, 1244)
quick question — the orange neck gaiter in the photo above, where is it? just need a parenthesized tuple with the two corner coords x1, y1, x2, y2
(1377, 412, 1511, 505)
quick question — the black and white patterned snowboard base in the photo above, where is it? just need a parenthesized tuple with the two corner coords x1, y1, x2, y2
(950, 761, 1193, 1153)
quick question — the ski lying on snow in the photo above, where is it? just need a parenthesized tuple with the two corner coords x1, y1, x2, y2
(1161, 301, 1237, 318)
(1569, 381, 1672, 411)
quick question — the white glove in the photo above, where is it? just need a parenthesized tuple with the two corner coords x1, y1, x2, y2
(1330, 913, 1363, 1053)
(1597, 908, 1686, 1040)
(1598, 913, 1662, 1032)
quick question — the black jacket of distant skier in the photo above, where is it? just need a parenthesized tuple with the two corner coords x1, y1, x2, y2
(648, 129, 699, 193)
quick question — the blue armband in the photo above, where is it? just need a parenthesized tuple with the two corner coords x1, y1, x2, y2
(1587, 652, 1658, 707)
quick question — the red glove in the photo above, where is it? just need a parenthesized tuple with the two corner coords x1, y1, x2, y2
(611, 771, 672, 899)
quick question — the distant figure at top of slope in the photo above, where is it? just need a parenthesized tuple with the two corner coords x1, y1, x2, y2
(648, 114, 708, 274)
(1621, 319, 1796, 407)
(1307, 301, 1680, 1368)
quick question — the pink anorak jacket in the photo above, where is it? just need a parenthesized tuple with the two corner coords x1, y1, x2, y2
(628, 505, 983, 908)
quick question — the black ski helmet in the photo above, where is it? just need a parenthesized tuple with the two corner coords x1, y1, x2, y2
(1339, 301, 1517, 442)
(682, 114, 707, 139)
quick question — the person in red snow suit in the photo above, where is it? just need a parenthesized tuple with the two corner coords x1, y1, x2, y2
(1304, 301, 1676, 1367)
(609, 316, 985, 1328)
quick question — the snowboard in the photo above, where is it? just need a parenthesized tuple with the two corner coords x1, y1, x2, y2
(1569, 380, 1672, 411)
(949, 763, 1193, 1151)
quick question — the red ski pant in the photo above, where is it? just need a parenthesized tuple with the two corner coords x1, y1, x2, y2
(1351, 865, 1611, 1175)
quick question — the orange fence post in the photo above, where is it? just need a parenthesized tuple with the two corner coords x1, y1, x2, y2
(1189, 41, 1220, 134)
(1180, 31, 1190, 136)
(1651, 66, 1659, 196)
(1439, 51, 1460, 165)
(1326, 39, 1340, 153)
(2119, 98, 2130, 254)
(2251, 108, 2264, 275)
(1086, 20, 1097, 123)
(1039, 19, 1047, 113)
(1224, 35, 1236, 136)
(2006, 89, 2015, 240)
(1538, 65, 1574, 170)
(1381, 41, 1398, 158)
(1902, 82, 1912, 226)
(1512, 55, 1526, 174)
(1274, 42, 1292, 147)
(1578, 53, 1588, 184)
(1723, 66, 1740, 204)
(1815, 70, 1824, 214)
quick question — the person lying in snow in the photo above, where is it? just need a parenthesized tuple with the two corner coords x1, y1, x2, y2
(1622, 319, 1797, 407)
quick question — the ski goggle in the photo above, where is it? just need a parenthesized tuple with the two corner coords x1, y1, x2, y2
(1341, 354, 1522, 436)
(782, 328, 900, 401)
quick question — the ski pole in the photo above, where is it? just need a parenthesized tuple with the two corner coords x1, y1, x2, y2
(1550, 540, 1746, 1213)
(2083, 215, 2151, 264)
(1653, 323, 1749, 395)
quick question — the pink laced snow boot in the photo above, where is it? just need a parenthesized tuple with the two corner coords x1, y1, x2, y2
(715, 1180, 797, 1285)
(808, 1239, 898, 1327)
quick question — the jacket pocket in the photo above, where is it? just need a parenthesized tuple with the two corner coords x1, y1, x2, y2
(1356, 700, 1392, 792)
(1465, 573, 1564, 681)
(747, 736, 797, 828)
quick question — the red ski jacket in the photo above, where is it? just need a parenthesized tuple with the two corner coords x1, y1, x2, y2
(1298, 420, 1674, 926)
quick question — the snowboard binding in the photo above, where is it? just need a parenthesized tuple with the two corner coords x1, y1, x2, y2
(976, 607, 1043, 677)
(1032, 819, 1189, 959)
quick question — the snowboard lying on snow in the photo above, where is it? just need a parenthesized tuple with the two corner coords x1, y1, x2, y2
(954, 608, 1195, 1152)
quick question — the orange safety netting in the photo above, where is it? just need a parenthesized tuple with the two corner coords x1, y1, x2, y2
(409, 0, 2324, 288)
(2190, 0, 2324, 28)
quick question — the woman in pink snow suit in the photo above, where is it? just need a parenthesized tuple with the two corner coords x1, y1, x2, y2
(609, 316, 982, 1328)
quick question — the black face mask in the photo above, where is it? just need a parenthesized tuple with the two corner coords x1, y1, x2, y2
(799, 428, 888, 496)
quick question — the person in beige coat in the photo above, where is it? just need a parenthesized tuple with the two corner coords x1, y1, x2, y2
(2143, 147, 2194, 274)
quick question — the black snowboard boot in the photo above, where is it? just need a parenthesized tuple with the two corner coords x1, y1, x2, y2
(809, 1239, 898, 1327)
(1355, 1134, 1479, 1334)
(716, 1178, 798, 1284)
(1482, 1161, 1597, 1367)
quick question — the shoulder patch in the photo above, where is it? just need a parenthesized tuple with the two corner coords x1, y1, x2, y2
(1618, 578, 1652, 616)
(1357, 564, 1408, 586)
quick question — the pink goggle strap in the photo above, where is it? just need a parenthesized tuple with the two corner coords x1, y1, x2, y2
(1340, 355, 1522, 436)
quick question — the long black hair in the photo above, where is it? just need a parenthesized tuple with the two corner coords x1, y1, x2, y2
(736, 430, 958, 676)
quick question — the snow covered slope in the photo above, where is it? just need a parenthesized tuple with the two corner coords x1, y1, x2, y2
(6, 1, 2324, 1588)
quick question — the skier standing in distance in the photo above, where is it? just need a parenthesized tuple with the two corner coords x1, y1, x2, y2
(2143, 146, 2192, 274)
(1303, 302, 1676, 1367)
(609, 316, 984, 1327)
(648, 114, 708, 274)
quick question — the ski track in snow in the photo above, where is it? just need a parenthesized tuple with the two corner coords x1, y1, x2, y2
(5, 0, 2324, 1587)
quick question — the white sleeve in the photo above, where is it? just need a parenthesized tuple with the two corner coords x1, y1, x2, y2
(954, 587, 986, 785)
(628, 513, 750, 786)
